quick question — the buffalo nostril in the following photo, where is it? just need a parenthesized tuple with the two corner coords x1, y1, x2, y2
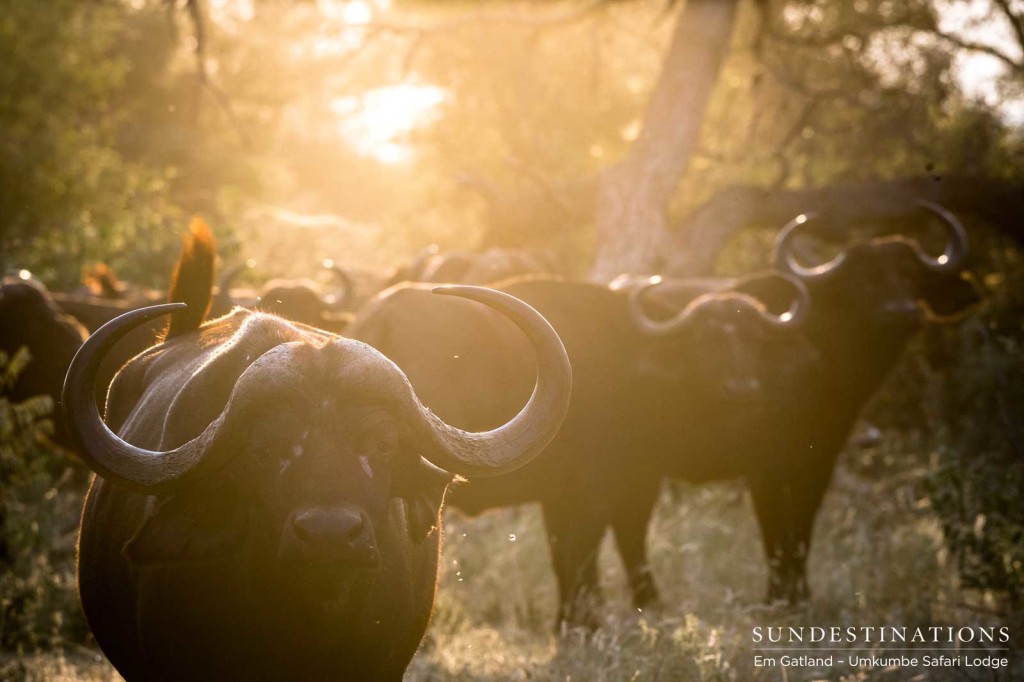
(344, 517, 366, 544)
(286, 507, 377, 566)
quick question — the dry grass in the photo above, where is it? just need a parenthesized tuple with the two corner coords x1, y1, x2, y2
(6, 441, 1021, 681)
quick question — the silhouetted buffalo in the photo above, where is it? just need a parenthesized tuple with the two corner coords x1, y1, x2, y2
(210, 259, 354, 333)
(65, 276, 571, 679)
(750, 199, 979, 601)
(350, 272, 812, 626)
(387, 246, 557, 287)
(0, 272, 88, 447)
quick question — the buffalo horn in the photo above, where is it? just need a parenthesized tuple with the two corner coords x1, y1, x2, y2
(912, 200, 968, 273)
(628, 273, 810, 337)
(411, 285, 572, 478)
(773, 213, 845, 281)
(62, 304, 230, 493)
(730, 272, 811, 328)
(322, 258, 354, 311)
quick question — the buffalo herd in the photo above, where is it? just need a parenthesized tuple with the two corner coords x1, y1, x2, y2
(0, 199, 980, 678)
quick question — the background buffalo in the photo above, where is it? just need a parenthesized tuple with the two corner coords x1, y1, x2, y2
(350, 272, 813, 626)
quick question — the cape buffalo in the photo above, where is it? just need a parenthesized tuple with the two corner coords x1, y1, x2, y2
(349, 272, 812, 626)
(0, 272, 88, 447)
(65, 282, 571, 680)
(387, 246, 557, 287)
(750, 199, 979, 601)
(210, 259, 354, 332)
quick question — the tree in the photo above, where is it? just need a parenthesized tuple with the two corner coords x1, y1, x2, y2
(590, 0, 740, 280)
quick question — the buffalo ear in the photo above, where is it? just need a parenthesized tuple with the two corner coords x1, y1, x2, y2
(124, 490, 248, 567)
(920, 271, 982, 319)
(393, 458, 453, 543)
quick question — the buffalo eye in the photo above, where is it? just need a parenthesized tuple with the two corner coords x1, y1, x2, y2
(358, 418, 399, 475)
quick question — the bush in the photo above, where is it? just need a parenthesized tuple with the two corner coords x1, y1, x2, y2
(0, 349, 91, 652)
(923, 247, 1024, 604)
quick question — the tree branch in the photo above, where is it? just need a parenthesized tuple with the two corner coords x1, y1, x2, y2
(179, 0, 251, 149)
(666, 174, 1024, 277)
(993, 0, 1024, 59)
(932, 28, 1023, 73)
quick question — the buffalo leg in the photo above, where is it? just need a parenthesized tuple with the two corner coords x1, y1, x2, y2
(748, 466, 832, 604)
(542, 503, 606, 631)
(610, 481, 661, 608)
(747, 477, 786, 601)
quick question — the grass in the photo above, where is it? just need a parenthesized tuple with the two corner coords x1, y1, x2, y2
(8, 431, 1019, 682)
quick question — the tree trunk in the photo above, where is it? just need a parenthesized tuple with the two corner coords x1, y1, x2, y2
(589, 0, 740, 282)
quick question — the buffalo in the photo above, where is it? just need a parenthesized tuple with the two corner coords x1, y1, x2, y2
(65, 277, 571, 678)
(210, 259, 354, 332)
(352, 197, 977, 625)
(387, 246, 558, 287)
(349, 272, 813, 626)
(751, 199, 979, 601)
(0, 272, 88, 447)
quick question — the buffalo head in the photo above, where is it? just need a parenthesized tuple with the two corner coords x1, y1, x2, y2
(623, 272, 814, 401)
(65, 286, 570, 680)
(211, 259, 354, 329)
(774, 200, 980, 334)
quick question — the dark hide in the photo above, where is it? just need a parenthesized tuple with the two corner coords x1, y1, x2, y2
(78, 312, 453, 681)
(0, 276, 88, 447)
(349, 276, 817, 627)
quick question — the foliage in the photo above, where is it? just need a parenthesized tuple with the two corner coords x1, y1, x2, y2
(0, 349, 91, 653)
(922, 234, 1024, 603)
(0, 0, 254, 289)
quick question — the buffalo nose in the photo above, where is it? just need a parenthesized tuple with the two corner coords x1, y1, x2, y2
(284, 506, 378, 567)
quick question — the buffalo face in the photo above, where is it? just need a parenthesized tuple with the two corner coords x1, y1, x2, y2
(774, 200, 978, 338)
(626, 272, 814, 403)
(107, 346, 456, 676)
(66, 286, 571, 680)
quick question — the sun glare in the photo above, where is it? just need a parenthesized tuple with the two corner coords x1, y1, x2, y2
(332, 85, 447, 164)
(319, 0, 388, 24)
(208, 0, 255, 28)
(936, 0, 1024, 123)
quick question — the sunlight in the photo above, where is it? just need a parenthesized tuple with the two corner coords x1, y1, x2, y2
(318, 0, 388, 24)
(208, 0, 255, 28)
(936, 0, 1024, 123)
(331, 85, 446, 164)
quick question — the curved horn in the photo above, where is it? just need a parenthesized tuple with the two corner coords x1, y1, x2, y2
(62, 304, 230, 493)
(627, 276, 734, 338)
(913, 199, 968, 273)
(628, 274, 810, 337)
(411, 285, 572, 478)
(730, 272, 811, 329)
(773, 213, 845, 281)
(6, 269, 40, 284)
(321, 258, 354, 311)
